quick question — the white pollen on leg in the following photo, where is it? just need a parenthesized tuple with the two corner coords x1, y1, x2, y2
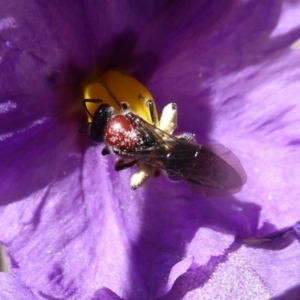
(130, 102, 178, 189)
(130, 164, 155, 190)
(159, 103, 178, 134)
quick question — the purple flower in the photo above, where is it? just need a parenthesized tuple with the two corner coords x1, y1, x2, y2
(1, 0, 300, 299)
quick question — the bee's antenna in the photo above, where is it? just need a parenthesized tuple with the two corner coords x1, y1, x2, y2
(82, 99, 103, 118)
(78, 122, 91, 134)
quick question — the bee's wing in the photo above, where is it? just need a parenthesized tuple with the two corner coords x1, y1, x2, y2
(126, 115, 247, 197)
(182, 143, 247, 197)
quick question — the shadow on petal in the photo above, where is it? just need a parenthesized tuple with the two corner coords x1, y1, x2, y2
(155, 240, 241, 299)
(272, 284, 300, 300)
(126, 177, 261, 299)
(91, 287, 123, 300)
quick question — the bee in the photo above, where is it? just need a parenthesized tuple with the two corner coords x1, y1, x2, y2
(80, 97, 247, 197)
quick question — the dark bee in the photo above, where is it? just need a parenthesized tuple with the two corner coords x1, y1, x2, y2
(80, 98, 247, 197)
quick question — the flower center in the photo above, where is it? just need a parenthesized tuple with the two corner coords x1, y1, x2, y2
(82, 70, 157, 124)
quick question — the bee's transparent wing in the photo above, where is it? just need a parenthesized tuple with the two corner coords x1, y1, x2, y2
(123, 114, 247, 197)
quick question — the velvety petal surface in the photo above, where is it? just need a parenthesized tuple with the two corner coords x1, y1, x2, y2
(0, 0, 300, 300)
(0, 273, 38, 300)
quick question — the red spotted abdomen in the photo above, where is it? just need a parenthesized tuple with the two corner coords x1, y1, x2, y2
(104, 115, 142, 149)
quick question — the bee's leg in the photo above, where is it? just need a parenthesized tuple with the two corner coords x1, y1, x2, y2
(138, 94, 157, 125)
(130, 164, 155, 190)
(176, 132, 196, 143)
(115, 159, 138, 171)
(101, 146, 112, 156)
(167, 171, 181, 181)
(120, 101, 130, 112)
(146, 99, 157, 126)
(83, 99, 103, 117)
(154, 168, 161, 177)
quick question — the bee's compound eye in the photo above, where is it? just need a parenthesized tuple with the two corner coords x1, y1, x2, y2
(104, 115, 142, 149)
(90, 104, 113, 143)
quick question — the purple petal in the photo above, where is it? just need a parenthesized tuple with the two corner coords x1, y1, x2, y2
(0, 273, 37, 299)
(1, 0, 300, 299)
(91, 287, 123, 300)
(156, 257, 194, 297)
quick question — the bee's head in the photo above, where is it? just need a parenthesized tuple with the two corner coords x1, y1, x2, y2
(90, 104, 114, 143)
